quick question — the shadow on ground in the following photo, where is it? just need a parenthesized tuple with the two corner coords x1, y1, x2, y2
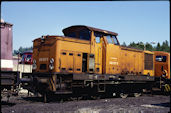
(1, 101, 16, 107)
(152, 102, 170, 108)
(21, 96, 43, 102)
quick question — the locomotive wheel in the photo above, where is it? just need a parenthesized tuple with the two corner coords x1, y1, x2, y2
(134, 93, 141, 97)
(60, 99, 63, 103)
(120, 93, 128, 98)
(91, 95, 100, 100)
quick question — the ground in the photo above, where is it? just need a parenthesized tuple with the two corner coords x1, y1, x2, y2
(1, 91, 170, 113)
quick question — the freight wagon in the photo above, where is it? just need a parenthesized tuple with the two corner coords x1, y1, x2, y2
(1, 20, 20, 99)
(22, 25, 156, 102)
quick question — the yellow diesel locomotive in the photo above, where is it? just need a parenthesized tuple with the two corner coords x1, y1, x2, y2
(25, 25, 156, 102)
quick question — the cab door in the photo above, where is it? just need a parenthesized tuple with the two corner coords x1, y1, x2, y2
(94, 33, 103, 74)
(105, 35, 120, 74)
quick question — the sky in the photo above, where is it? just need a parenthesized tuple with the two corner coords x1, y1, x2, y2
(1, 1, 170, 50)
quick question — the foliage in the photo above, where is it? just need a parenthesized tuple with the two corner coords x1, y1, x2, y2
(122, 40, 170, 52)
(13, 46, 33, 55)
(121, 42, 127, 47)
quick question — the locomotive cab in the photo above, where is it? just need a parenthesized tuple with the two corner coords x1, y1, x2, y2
(153, 51, 170, 79)
(63, 25, 120, 75)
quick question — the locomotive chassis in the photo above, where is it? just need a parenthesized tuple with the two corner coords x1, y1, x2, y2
(22, 72, 155, 102)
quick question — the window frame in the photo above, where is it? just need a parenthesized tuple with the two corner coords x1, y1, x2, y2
(106, 35, 114, 44)
(111, 35, 120, 45)
(94, 32, 103, 43)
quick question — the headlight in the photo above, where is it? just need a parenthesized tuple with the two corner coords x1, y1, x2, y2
(49, 58, 54, 70)
(50, 58, 54, 64)
(49, 64, 54, 70)
(32, 64, 37, 70)
(32, 59, 37, 70)
(33, 59, 36, 64)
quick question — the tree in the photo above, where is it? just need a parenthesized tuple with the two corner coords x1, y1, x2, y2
(122, 42, 127, 47)
(155, 42, 161, 51)
(161, 40, 170, 52)
(145, 42, 153, 51)
(136, 42, 144, 50)
(13, 46, 33, 55)
(129, 42, 136, 48)
(127, 40, 170, 53)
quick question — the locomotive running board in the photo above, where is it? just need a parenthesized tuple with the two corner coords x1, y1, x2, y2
(73, 74, 155, 82)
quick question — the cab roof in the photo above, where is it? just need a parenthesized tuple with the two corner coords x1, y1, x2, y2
(153, 51, 170, 55)
(62, 25, 118, 36)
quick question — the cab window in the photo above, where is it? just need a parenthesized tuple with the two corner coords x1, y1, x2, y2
(106, 35, 113, 44)
(67, 32, 76, 38)
(94, 32, 103, 43)
(95, 37, 100, 43)
(27, 54, 32, 60)
(21, 54, 26, 62)
(111, 35, 119, 45)
(79, 29, 91, 40)
(156, 56, 167, 62)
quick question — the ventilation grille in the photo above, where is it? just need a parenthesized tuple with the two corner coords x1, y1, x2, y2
(144, 53, 153, 70)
